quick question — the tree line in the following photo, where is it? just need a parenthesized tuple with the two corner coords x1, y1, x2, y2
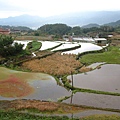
(36, 23, 120, 38)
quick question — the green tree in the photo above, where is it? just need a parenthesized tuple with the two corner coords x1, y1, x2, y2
(100, 26, 114, 32)
(71, 26, 82, 35)
(0, 35, 24, 57)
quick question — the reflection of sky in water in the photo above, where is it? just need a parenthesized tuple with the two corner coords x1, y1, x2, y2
(14, 40, 103, 55)
(0, 67, 71, 101)
(68, 64, 120, 93)
(64, 92, 120, 110)
(24, 80, 71, 101)
(62, 43, 102, 54)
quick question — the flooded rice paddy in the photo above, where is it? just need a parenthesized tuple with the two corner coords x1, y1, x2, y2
(0, 67, 70, 101)
(14, 40, 103, 55)
(64, 92, 120, 109)
(65, 64, 120, 109)
(0, 64, 120, 110)
(68, 64, 120, 93)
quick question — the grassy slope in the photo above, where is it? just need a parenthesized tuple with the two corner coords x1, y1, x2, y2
(26, 40, 42, 52)
(80, 46, 120, 65)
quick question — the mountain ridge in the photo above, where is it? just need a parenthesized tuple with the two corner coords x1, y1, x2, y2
(105, 20, 120, 27)
(0, 11, 120, 29)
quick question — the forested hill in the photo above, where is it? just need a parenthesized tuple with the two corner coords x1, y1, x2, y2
(81, 20, 120, 28)
(82, 24, 100, 28)
(105, 20, 120, 27)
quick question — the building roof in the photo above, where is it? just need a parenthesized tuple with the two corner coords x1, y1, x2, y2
(0, 28, 10, 34)
(94, 38, 107, 41)
(0, 28, 9, 32)
(73, 37, 95, 41)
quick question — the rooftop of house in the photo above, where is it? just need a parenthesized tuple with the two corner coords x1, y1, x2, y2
(0, 28, 10, 35)
(0, 28, 10, 32)
(94, 38, 107, 41)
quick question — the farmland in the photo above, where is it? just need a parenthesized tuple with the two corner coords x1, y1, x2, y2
(0, 37, 120, 119)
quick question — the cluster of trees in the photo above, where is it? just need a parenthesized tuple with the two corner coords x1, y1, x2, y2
(37, 24, 81, 37)
(0, 35, 24, 57)
(36, 23, 120, 38)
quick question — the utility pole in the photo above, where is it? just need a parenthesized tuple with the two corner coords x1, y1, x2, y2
(71, 71, 73, 88)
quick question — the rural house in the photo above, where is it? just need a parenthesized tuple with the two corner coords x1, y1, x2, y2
(0, 28, 10, 35)
(94, 38, 107, 46)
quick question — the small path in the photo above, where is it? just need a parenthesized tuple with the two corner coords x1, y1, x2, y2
(72, 110, 120, 118)
(19, 109, 120, 118)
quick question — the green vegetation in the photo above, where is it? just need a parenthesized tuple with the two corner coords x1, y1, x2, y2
(26, 40, 42, 52)
(0, 35, 24, 57)
(73, 88, 120, 96)
(0, 35, 31, 68)
(37, 23, 120, 38)
(38, 23, 71, 37)
(81, 114, 120, 120)
(1, 111, 120, 120)
(0, 111, 78, 120)
(80, 46, 120, 65)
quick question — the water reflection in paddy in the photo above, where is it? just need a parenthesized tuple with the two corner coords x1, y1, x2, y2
(64, 92, 120, 110)
(23, 79, 71, 101)
(0, 67, 70, 101)
(68, 64, 120, 93)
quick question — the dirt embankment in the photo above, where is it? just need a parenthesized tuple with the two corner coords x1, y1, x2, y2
(0, 99, 87, 114)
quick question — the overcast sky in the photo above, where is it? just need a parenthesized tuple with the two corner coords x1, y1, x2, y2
(0, 0, 120, 18)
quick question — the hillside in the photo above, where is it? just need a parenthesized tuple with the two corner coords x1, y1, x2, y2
(105, 20, 120, 27)
(82, 23, 100, 28)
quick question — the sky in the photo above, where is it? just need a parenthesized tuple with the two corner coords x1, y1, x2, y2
(0, 0, 120, 18)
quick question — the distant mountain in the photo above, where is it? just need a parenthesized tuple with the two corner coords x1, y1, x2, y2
(82, 23, 100, 28)
(0, 11, 120, 29)
(0, 25, 32, 31)
(0, 14, 44, 29)
(104, 20, 120, 27)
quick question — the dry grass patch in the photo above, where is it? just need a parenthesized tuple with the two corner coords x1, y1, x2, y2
(22, 53, 82, 75)
(79, 66, 92, 73)
(10, 100, 59, 112)
(1, 99, 88, 114)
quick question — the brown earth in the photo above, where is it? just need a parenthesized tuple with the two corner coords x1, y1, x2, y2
(0, 75, 34, 98)
(0, 99, 88, 114)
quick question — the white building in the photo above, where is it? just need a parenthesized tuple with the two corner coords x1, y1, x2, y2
(94, 38, 107, 46)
